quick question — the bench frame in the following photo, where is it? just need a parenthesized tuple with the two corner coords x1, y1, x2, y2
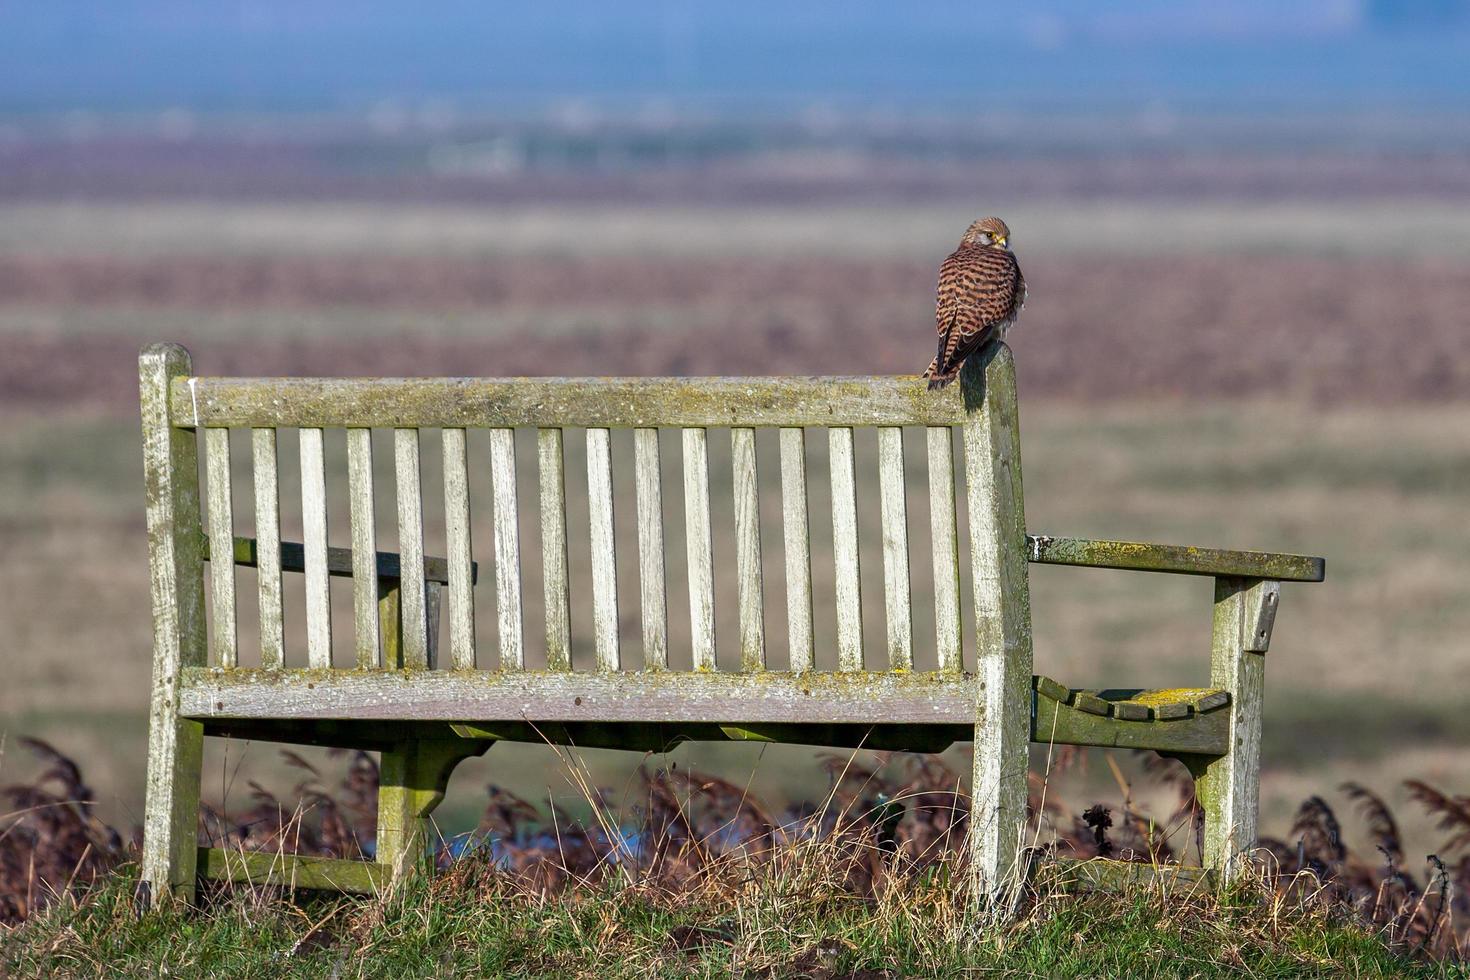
(138, 342, 1323, 906)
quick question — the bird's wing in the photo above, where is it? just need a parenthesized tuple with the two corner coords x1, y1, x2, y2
(932, 247, 1022, 376)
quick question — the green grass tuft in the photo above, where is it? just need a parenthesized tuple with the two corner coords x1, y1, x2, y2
(2, 861, 1452, 979)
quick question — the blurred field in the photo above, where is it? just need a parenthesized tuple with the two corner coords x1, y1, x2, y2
(0, 188, 1467, 855)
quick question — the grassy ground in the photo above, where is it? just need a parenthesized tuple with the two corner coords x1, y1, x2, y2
(1, 862, 1451, 979)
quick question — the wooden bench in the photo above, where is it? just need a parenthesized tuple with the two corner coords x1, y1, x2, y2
(138, 341, 1324, 904)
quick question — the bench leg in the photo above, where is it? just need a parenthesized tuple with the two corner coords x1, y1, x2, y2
(377, 739, 491, 881)
(1194, 577, 1271, 883)
(140, 716, 204, 906)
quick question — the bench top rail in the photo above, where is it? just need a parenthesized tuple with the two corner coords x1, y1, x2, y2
(171, 375, 969, 430)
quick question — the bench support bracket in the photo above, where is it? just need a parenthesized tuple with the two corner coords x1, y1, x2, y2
(376, 738, 492, 881)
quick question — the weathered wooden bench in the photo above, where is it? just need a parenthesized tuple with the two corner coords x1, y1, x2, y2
(139, 341, 1324, 904)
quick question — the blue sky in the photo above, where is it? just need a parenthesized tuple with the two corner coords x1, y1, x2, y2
(2, 1, 1468, 114)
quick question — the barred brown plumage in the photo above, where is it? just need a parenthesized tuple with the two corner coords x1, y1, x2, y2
(923, 216, 1026, 390)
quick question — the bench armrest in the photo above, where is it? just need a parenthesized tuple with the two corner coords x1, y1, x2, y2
(200, 532, 476, 586)
(1026, 534, 1324, 583)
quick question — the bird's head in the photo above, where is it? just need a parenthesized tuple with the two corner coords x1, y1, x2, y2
(961, 216, 1011, 249)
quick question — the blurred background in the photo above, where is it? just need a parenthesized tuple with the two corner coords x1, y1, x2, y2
(2, 2, 1468, 853)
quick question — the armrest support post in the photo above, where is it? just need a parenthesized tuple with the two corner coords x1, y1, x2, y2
(1196, 576, 1272, 881)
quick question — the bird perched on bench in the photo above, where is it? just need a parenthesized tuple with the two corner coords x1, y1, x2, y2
(923, 216, 1026, 390)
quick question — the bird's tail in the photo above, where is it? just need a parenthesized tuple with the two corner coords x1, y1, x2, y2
(923, 355, 958, 390)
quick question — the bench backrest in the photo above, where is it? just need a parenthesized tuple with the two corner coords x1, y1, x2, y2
(143, 342, 1031, 683)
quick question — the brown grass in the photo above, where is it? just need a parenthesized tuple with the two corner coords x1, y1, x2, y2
(2, 739, 1467, 962)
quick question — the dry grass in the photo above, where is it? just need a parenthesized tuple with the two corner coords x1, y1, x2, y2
(2, 739, 1466, 972)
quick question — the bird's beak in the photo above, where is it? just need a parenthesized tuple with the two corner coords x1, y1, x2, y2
(994, 235, 1008, 248)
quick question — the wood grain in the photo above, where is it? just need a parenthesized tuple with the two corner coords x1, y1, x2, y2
(393, 428, 429, 669)
(682, 427, 716, 670)
(960, 346, 1033, 897)
(138, 343, 207, 903)
(251, 427, 284, 670)
(779, 427, 814, 673)
(926, 426, 962, 672)
(828, 426, 863, 671)
(204, 427, 236, 669)
(877, 426, 912, 671)
(586, 427, 619, 671)
(489, 428, 524, 670)
(299, 427, 332, 669)
(634, 428, 668, 670)
(732, 427, 766, 671)
(442, 428, 477, 670)
(181, 668, 979, 725)
(346, 429, 380, 669)
(176, 375, 967, 429)
(537, 428, 572, 671)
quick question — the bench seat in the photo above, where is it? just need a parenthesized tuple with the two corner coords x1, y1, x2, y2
(180, 670, 1230, 757)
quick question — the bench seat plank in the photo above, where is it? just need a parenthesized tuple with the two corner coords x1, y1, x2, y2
(182, 668, 979, 725)
(178, 668, 1231, 755)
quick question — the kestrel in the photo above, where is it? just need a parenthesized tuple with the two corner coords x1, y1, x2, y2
(923, 216, 1026, 390)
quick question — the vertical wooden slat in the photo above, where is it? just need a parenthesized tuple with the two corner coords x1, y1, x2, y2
(299, 427, 332, 668)
(682, 427, 716, 671)
(204, 427, 237, 668)
(347, 428, 380, 669)
(538, 428, 571, 672)
(251, 427, 284, 670)
(138, 343, 206, 903)
(634, 428, 668, 670)
(489, 428, 525, 670)
(394, 428, 428, 669)
(586, 427, 619, 670)
(927, 426, 962, 672)
(442, 428, 476, 670)
(732, 427, 765, 671)
(829, 426, 863, 671)
(877, 426, 912, 671)
(779, 427, 813, 673)
(961, 346, 1033, 900)
(424, 582, 442, 669)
